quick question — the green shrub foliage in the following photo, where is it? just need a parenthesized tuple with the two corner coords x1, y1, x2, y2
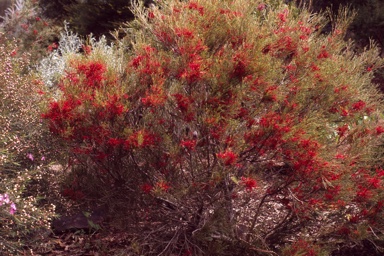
(42, 0, 384, 254)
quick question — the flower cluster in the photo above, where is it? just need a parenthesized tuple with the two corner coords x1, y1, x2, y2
(0, 194, 16, 215)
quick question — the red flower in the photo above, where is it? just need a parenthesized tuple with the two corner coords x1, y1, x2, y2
(82, 45, 92, 55)
(156, 181, 170, 192)
(257, 3, 266, 11)
(368, 177, 381, 189)
(180, 140, 197, 150)
(141, 85, 166, 107)
(77, 61, 106, 88)
(337, 124, 349, 137)
(173, 93, 193, 112)
(10, 49, 17, 56)
(376, 126, 384, 135)
(105, 95, 125, 117)
(131, 55, 144, 68)
(179, 61, 202, 84)
(341, 108, 348, 117)
(141, 183, 153, 194)
(352, 100, 366, 111)
(325, 185, 341, 201)
(148, 11, 155, 19)
(241, 177, 257, 191)
(317, 49, 329, 59)
(217, 150, 238, 166)
(108, 138, 122, 147)
(308, 198, 321, 206)
(187, 2, 204, 15)
(219, 9, 231, 15)
(175, 28, 195, 39)
(129, 130, 160, 148)
(233, 59, 247, 78)
(310, 63, 320, 71)
(96, 152, 108, 160)
(141, 95, 166, 107)
(356, 186, 372, 200)
(277, 10, 288, 22)
(47, 42, 58, 52)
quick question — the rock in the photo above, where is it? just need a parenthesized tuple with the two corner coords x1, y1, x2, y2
(52, 206, 107, 233)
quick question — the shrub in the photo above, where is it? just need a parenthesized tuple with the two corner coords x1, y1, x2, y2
(0, 34, 56, 254)
(42, 0, 384, 254)
(37, 22, 83, 88)
(0, 0, 61, 64)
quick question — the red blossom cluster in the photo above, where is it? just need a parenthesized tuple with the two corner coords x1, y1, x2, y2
(217, 150, 238, 166)
(241, 177, 257, 191)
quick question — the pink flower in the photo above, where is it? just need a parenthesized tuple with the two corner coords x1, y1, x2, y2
(257, 3, 266, 11)
(9, 203, 16, 215)
(27, 153, 34, 161)
(47, 43, 58, 52)
(277, 10, 288, 22)
(335, 154, 346, 160)
(148, 11, 155, 19)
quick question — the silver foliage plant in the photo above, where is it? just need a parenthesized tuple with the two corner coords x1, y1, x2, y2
(38, 22, 126, 89)
(0, 0, 26, 25)
(38, 22, 82, 88)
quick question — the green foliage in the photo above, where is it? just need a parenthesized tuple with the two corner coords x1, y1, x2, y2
(40, 0, 384, 254)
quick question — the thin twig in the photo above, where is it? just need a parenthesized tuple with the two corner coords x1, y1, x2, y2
(288, 187, 304, 204)
(157, 227, 180, 256)
(239, 238, 279, 255)
(369, 225, 380, 239)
